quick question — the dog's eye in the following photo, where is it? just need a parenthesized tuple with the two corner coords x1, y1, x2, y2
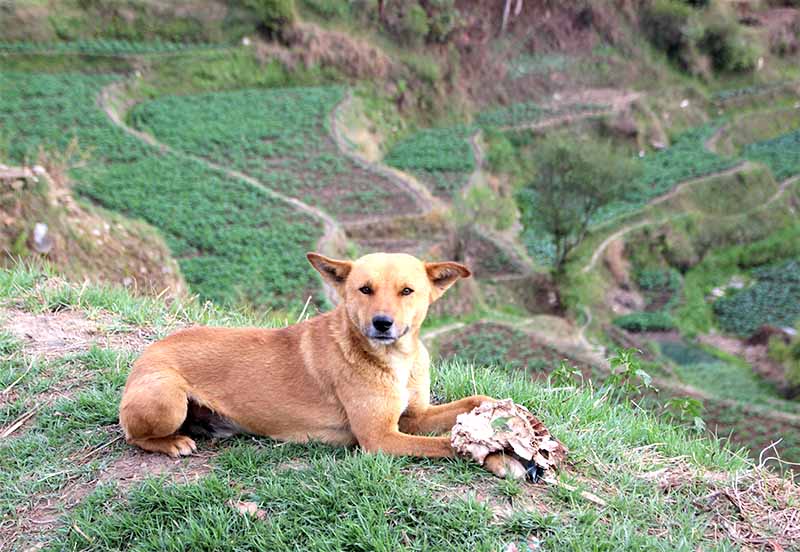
(359, 286, 372, 295)
(401, 287, 414, 296)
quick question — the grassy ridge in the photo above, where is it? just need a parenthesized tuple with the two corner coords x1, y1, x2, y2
(0, 72, 321, 311)
(131, 87, 417, 219)
(0, 265, 764, 551)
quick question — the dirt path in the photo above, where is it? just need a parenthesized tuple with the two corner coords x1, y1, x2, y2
(330, 90, 441, 220)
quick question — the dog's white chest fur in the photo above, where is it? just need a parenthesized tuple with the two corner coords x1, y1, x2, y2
(387, 351, 412, 413)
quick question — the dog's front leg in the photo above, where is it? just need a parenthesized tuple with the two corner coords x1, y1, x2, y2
(342, 393, 456, 458)
(399, 395, 495, 435)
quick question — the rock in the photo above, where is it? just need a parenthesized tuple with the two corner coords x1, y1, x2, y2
(32, 223, 53, 254)
(680, 99, 689, 108)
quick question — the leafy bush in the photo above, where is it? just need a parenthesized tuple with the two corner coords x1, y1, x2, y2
(300, 0, 349, 18)
(641, 0, 693, 59)
(244, 0, 295, 33)
(699, 20, 759, 72)
(613, 312, 676, 332)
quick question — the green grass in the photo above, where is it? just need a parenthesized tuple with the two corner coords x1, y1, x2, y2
(0, 264, 772, 551)
(131, 86, 418, 219)
(0, 71, 321, 312)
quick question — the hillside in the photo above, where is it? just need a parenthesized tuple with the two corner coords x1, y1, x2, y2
(1, 265, 799, 550)
(2, 0, 800, 548)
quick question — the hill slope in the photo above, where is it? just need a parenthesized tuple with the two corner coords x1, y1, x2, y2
(0, 265, 798, 550)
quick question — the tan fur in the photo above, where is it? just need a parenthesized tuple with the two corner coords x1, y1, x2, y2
(119, 252, 498, 463)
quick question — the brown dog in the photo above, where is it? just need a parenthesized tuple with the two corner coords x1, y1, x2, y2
(120, 252, 512, 473)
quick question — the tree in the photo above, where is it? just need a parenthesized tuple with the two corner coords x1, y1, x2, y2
(516, 137, 641, 279)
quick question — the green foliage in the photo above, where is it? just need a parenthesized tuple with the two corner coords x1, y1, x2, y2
(640, 0, 693, 59)
(744, 128, 800, 180)
(132, 87, 406, 218)
(659, 341, 718, 366)
(476, 102, 602, 129)
(664, 397, 706, 433)
(516, 137, 642, 275)
(613, 312, 677, 332)
(403, 4, 430, 46)
(698, 20, 759, 73)
(0, 40, 224, 56)
(300, 0, 350, 18)
(713, 258, 800, 336)
(603, 348, 657, 401)
(768, 334, 800, 389)
(244, 0, 296, 33)
(0, 71, 320, 311)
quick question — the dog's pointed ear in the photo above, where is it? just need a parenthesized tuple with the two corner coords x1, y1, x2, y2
(307, 253, 352, 291)
(425, 261, 471, 302)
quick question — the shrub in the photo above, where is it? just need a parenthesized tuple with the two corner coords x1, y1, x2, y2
(613, 312, 677, 332)
(301, 0, 349, 18)
(401, 3, 430, 46)
(244, 0, 295, 34)
(641, 0, 693, 59)
(698, 21, 759, 72)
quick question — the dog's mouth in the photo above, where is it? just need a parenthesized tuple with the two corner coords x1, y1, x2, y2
(365, 326, 409, 345)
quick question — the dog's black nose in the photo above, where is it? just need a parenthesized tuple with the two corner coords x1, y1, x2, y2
(372, 315, 394, 332)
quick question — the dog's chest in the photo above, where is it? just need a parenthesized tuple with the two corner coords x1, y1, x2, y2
(386, 353, 412, 413)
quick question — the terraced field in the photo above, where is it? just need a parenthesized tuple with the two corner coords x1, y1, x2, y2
(0, 72, 321, 311)
(384, 125, 476, 199)
(0, 40, 223, 56)
(132, 88, 421, 221)
(744, 128, 800, 180)
(714, 258, 800, 336)
(436, 322, 597, 380)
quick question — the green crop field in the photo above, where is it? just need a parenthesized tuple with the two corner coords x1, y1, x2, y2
(0, 40, 223, 56)
(0, 72, 321, 311)
(132, 87, 418, 220)
(744, 128, 800, 180)
(713, 258, 800, 336)
(384, 125, 476, 199)
(475, 102, 603, 129)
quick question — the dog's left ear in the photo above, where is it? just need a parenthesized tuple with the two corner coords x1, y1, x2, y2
(307, 253, 352, 294)
(425, 261, 471, 302)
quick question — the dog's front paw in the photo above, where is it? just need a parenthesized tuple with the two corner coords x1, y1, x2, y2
(483, 452, 527, 479)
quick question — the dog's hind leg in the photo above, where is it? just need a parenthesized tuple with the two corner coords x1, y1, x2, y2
(119, 367, 197, 457)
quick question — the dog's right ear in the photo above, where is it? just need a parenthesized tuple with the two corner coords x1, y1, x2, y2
(307, 253, 352, 290)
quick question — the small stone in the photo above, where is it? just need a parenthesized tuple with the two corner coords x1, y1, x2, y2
(32, 223, 54, 254)
(680, 99, 689, 108)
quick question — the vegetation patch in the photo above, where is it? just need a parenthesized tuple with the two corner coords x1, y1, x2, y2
(0, 40, 225, 56)
(384, 125, 475, 199)
(744, 128, 800, 180)
(436, 322, 593, 379)
(714, 258, 800, 337)
(0, 71, 321, 311)
(613, 312, 676, 333)
(132, 87, 419, 219)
